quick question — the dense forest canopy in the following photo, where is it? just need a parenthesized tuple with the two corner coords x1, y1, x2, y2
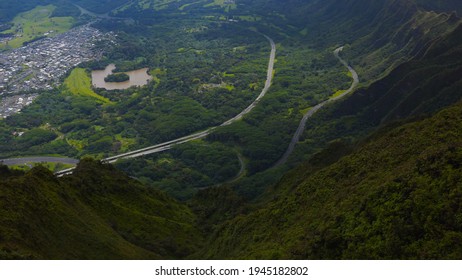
(0, 0, 461, 260)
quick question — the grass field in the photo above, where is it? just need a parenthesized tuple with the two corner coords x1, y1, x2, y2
(179, 0, 208, 11)
(131, 0, 184, 11)
(204, 0, 237, 12)
(0, 5, 74, 49)
(64, 68, 112, 104)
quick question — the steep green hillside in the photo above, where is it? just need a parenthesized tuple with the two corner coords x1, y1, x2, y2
(203, 0, 461, 183)
(415, 0, 462, 13)
(1, 0, 462, 260)
(0, 1, 78, 23)
(199, 100, 462, 259)
(0, 159, 202, 259)
(292, 20, 462, 165)
(3, 97, 462, 260)
(0, 0, 52, 22)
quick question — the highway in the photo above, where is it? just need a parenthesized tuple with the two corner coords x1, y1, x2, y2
(273, 46, 359, 167)
(332, 46, 359, 101)
(0, 157, 79, 166)
(220, 35, 276, 126)
(54, 34, 276, 177)
(74, 1, 135, 20)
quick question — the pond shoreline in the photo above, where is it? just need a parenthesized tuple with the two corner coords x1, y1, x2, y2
(91, 64, 152, 90)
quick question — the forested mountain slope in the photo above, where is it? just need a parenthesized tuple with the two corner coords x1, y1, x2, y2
(295, 18, 462, 164)
(415, 0, 462, 14)
(198, 100, 462, 259)
(0, 159, 202, 259)
(3, 96, 461, 259)
(1, 0, 462, 260)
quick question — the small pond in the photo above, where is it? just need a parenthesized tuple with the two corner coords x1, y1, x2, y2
(91, 64, 152, 90)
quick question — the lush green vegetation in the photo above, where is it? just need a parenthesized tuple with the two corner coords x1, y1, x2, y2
(290, 20, 462, 167)
(416, 0, 462, 13)
(2, 0, 462, 200)
(1, 0, 462, 260)
(116, 140, 241, 200)
(71, 0, 130, 14)
(0, 5, 74, 49)
(0, 159, 202, 259)
(198, 100, 462, 259)
(2, 99, 462, 259)
(8, 161, 74, 173)
(104, 72, 130, 83)
(0, 0, 59, 22)
(64, 68, 112, 103)
(1, 15, 274, 196)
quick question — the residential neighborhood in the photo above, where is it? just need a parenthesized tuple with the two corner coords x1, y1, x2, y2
(0, 24, 114, 118)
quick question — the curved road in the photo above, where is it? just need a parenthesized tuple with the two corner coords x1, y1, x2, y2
(220, 35, 276, 126)
(228, 152, 246, 184)
(332, 46, 359, 101)
(101, 35, 275, 162)
(55, 34, 276, 176)
(273, 46, 359, 167)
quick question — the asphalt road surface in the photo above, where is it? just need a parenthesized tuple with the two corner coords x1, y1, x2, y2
(0, 157, 79, 166)
(273, 46, 359, 167)
(55, 34, 276, 177)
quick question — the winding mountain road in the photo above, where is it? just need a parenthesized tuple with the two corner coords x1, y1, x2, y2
(54, 34, 276, 176)
(273, 46, 359, 167)
(2, 42, 355, 178)
(332, 46, 359, 101)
